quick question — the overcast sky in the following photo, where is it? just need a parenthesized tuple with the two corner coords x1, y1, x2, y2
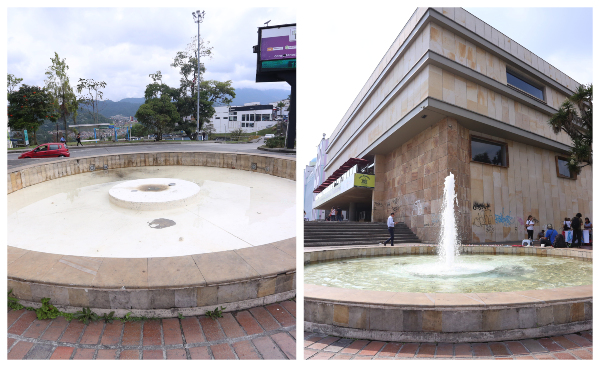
(6, 7, 294, 102)
(297, 5, 594, 166)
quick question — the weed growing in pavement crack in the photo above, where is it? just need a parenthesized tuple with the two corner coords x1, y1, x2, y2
(205, 306, 226, 320)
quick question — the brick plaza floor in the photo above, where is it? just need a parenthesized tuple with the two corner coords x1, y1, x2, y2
(8, 301, 295, 360)
(304, 331, 592, 360)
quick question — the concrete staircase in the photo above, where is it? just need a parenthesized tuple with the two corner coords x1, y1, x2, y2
(304, 221, 421, 247)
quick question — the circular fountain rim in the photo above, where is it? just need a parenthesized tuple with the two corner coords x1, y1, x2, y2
(7, 151, 297, 315)
(304, 245, 592, 343)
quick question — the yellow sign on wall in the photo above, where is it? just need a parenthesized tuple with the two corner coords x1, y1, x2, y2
(354, 173, 375, 188)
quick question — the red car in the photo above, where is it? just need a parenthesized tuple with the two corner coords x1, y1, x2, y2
(18, 143, 70, 159)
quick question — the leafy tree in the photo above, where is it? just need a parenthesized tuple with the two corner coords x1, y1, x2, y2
(7, 74, 23, 97)
(130, 123, 149, 138)
(7, 85, 57, 145)
(135, 95, 179, 141)
(77, 78, 107, 124)
(548, 84, 592, 174)
(169, 39, 235, 139)
(201, 121, 215, 140)
(44, 52, 78, 143)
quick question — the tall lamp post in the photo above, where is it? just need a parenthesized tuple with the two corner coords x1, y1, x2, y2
(192, 10, 205, 140)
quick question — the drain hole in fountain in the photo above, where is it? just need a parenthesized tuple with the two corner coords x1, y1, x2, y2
(148, 218, 176, 229)
(137, 184, 169, 192)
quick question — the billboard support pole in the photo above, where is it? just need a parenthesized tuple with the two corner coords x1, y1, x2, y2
(277, 73, 295, 149)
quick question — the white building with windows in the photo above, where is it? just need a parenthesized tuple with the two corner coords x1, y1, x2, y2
(210, 104, 276, 133)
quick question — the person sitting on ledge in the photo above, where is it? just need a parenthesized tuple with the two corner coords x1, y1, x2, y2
(540, 224, 558, 248)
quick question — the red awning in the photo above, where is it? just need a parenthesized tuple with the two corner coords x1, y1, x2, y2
(313, 157, 369, 193)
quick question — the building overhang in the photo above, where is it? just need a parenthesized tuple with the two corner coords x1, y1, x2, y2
(362, 97, 572, 159)
(313, 186, 373, 211)
(325, 49, 572, 169)
(325, 7, 578, 170)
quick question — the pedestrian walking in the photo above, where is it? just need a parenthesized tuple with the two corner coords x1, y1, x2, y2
(336, 206, 342, 222)
(380, 212, 397, 246)
(76, 133, 83, 146)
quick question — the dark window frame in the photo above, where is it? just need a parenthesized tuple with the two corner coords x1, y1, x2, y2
(555, 156, 577, 180)
(469, 135, 509, 168)
(506, 68, 545, 102)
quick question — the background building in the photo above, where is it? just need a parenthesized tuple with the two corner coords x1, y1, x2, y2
(312, 7, 592, 243)
(210, 104, 276, 133)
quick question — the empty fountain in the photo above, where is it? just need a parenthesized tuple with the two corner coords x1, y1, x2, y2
(8, 151, 296, 317)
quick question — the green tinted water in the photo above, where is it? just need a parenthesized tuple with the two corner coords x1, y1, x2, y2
(304, 254, 592, 293)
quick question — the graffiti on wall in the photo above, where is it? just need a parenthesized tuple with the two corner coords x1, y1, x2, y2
(472, 201, 494, 234)
(472, 202, 490, 211)
(495, 209, 515, 227)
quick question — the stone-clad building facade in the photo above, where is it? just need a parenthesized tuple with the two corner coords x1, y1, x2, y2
(319, 7, 592, 243)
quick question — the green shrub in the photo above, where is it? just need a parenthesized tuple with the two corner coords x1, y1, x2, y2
(266, 137, 285, 148)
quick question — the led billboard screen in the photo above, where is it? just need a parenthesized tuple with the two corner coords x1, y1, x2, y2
(260, 25, 296, 62)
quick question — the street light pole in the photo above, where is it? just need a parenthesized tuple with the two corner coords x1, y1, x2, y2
(192, 10, 205, 140)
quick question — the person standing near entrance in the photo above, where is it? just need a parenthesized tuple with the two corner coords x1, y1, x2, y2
(380, 212, 398, 246)
(525, 215, 535, 242)
(76, 133, 83, 146)
(329, 207, 336, 221)
(571, 213, 583, 248)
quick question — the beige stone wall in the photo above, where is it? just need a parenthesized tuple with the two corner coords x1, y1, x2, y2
(428, 21, 571, 111)
(375, 117, 471, 243)
(428, 65, 572, 145)
(327, 18, 574, 177)
(436, 7, 581, 93)
(330, 7, 429, 142)
(327, 65, 431, 174)
(470, 133, 593, 243)
(327, 26, 432, 172)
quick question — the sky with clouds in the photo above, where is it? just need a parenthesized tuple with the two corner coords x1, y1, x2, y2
(297, 5, 594, 165)
(7, 7, 295, 102)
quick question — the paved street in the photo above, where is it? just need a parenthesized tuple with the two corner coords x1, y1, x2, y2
(304, 331, 592, 360)
(8, 301, 296, 360)
(7, 140, 294, 170)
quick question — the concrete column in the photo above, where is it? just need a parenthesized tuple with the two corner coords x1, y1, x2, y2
(372, 154, 386, 222)
(349, 202, 356, 222)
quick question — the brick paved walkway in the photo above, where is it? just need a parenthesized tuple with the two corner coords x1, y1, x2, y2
(304, 331, 592, 360)
(8, 301, 296, 360)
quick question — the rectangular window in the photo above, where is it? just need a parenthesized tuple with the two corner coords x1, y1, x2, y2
(232, 116, 237, 121)
(470, 136, 508, 167)
(250, 123, 255, 127)
(506, 70, 544, 101)
(215, 117, 220, 119)
(242, 115, 246, 121)
(250, 114, 254, 121)
(242, 123, 246, 127)
(262, 114, 270, 121)
(556, 156, 576, 179)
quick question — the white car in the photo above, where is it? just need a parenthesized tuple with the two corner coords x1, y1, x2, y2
(264, 134, 275, 139)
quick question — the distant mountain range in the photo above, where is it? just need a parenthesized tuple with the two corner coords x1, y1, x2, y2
(98, 88, 290, 118)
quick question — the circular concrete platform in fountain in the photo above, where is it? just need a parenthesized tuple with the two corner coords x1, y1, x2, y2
(108, 178, 200, 210)
(7, 151, 296, 317)
(304, 245, 592, 343)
